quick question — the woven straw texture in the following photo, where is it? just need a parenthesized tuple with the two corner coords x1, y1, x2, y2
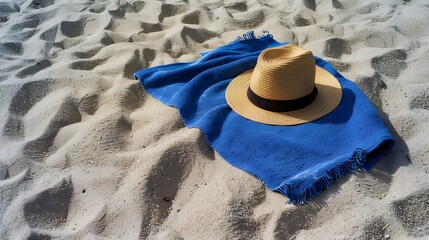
(226, 45, 342, 125)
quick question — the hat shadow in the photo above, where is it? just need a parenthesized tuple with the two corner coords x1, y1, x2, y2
(314, 87, 355, 125)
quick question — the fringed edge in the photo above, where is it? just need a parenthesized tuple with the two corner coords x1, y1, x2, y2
(277, 148, 368, 204)
(228, 30, 273, 44)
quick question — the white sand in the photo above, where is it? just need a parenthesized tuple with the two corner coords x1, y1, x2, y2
(1, 0, 429, 239)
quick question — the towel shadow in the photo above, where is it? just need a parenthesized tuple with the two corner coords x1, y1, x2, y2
(303, 102, 410, 207)
(371, 104, 410, 174)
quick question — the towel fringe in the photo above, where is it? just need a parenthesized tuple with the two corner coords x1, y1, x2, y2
(277, 148, 368, 204)
(229, 31, 273, 44)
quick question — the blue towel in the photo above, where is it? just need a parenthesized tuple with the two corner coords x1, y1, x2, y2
(134, 32, 395, 204)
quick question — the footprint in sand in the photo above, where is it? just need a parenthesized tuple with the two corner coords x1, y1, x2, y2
(60, 16, 109, 39)
(15, 60, 52, 78)
(371, 49, 407, 79)
(108, 6, 126, 19)
(107, 1, 146, 17)
(140, 144, 194, 239)
(24, 178, 73, 229)
(354, 30, 396, 49)
(0, 168, 29, 222)
(293, 15, 313, 27)
(124, 49, 156, 79)
(158, 3, 189, 22)
(356, 2, 383, 15)
(3, 81, 50, 139)
(99, 31, 128, 46)
(139, 22, 163, 34)
(0, 163, 9, 180)
(2, 115, 25, 140)
(73, 46, 102, 59)
(163, 27, 217, 58)
(304, 0, 316, 11)
(39, 25, 58, 42)
(78, 94, 99, 115)
(9, 14, 39, 31)
(410, 90, 429, 110)
(31, 0, 54, 9)
(23, 97, 82, 161)
(355, 169, 392, 199)
(87, 2, 106, 14)
(355, 72, 387, 108)
(274, 204, 321, 239)
(332, 0, 343, 9)
(179, 26, 218, 46)
(181, 10, 202, 25)
(228, 10, 266, 29)
(118, 81, 146, 111)
(361, 217, 389, 240)
(329, 60, 351, 72)
(131, 1, 145, 13)
(70, 59, 106, 71)
(0, 42, 23, 56)
(226, 185, 265, 239)
(0, 2, 19, 24)
(392, 190, 429, 237)
(323, 38, 351, 59)
(27, 231, 52, 240)
(224, 1, 248, 12)
(60, 19, 87, 38)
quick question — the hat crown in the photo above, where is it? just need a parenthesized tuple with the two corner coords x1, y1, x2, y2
(249, 45, 316, 101)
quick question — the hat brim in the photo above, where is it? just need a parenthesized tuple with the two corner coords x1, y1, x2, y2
(225, 66, 342, 125)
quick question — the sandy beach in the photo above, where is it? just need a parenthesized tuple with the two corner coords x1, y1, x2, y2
(0, 0, 428, 239)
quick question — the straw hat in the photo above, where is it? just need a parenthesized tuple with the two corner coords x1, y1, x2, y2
(225, 44, 342, 125)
